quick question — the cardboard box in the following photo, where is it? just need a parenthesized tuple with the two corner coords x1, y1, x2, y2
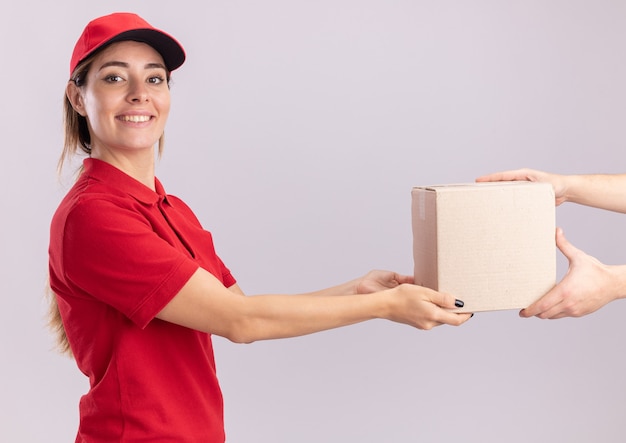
(411, 182, 556, 312)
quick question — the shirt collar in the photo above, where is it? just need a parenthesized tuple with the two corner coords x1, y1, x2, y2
(82, 158, 166, 205)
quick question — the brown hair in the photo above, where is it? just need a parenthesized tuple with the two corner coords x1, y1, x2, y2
(47, 283, 72, 356)
(49, 50, 172, 355)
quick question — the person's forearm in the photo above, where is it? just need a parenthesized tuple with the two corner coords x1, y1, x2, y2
(565, 174, 626, 213)
(232, 291, 389, 343)
(608, 264, 626, 301)
(159, 270, 392, 342)
(299, 279, 360, 297)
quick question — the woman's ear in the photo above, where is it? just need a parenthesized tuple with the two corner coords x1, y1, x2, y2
(66, 81, 87, 117)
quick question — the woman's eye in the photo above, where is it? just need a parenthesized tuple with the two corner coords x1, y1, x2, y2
(104, 75, 124, 83)
(148, 76, 165, 85)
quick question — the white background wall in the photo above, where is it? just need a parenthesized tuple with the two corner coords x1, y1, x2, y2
(2, 1, 626, 441)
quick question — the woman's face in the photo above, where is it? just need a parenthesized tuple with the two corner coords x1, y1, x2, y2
(68, 40, 171, 157)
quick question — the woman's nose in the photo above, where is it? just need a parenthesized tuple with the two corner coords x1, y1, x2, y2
(127, 80, 149, 103)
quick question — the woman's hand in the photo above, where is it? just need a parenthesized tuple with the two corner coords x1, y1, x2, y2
(354, 270, 414, 294)
(385, 284, 473, 330)
(355, 270, 472, 329)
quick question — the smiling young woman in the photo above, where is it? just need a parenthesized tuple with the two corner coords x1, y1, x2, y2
(48, 12, 472, 443)
(68, 41, 171, 187)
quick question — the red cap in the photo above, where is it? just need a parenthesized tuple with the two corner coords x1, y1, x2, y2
(70, 12, 186, 76)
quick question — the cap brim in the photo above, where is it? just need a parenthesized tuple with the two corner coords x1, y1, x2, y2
(104, 28, 186, 71)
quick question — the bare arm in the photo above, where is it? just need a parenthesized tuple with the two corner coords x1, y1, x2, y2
(157, 268, 472, 343)
(228, 270, 415, 298)
(476, 168, 626, 213)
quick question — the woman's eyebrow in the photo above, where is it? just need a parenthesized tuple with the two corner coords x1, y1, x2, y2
(145, 62, 167, 70)
(97, 61, 167, 71)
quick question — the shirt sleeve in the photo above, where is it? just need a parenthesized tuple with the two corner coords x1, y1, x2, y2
(166, 195, 237, 288)
(62, 197, 200, 328)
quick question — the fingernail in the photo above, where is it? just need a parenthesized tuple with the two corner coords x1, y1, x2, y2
(454, 299, 464, 308)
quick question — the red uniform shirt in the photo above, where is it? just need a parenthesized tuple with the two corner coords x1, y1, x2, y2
(49, 158, 236, 442)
